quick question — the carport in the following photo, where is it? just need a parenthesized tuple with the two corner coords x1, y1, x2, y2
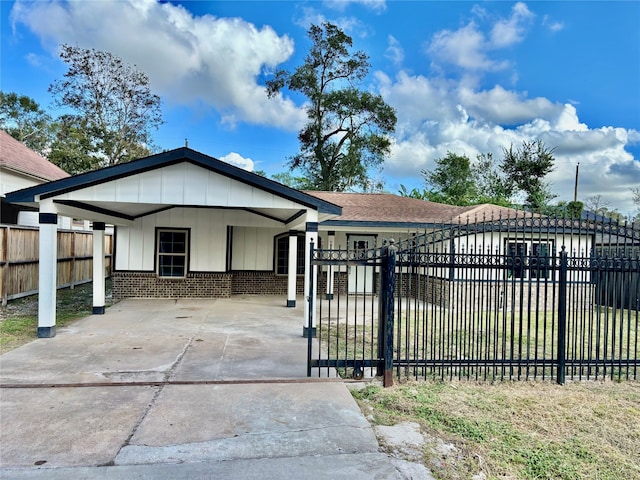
(4, 147, 341, 338)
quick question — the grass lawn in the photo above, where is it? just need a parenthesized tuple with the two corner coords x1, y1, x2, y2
(354, 380, 640, 480)
(0, 280, 112, 353)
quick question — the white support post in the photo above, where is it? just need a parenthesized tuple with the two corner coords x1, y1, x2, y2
(303, 216, 318, 338)
(37, 202, 58, 338)
(326, 230, 335, 300)
(92, 222, 106, 314)
(286, 231, 298, 307)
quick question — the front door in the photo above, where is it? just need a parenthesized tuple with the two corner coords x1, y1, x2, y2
(347, 235, 376, 294)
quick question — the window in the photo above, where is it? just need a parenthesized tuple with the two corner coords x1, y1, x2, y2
(505, 240, 553, 279)
(275, 233, 306, 275)
(530, 243, 552, 279)
(157, 229, 189, 277)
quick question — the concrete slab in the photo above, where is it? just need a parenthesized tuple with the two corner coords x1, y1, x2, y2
(0, 296, 417, 479)
(0, 386, 157, 468)
(1, 453, 405, 479)
(116, 382, 377, 465)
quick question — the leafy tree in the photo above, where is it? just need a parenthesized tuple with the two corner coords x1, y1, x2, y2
(266, 23, 396, 191)
(48, 44, 162, 171)
(271, 171, 315, 190)
(421, 152, 477, 206)
(48, 115, 98, 174)
(566, 201, 584, 219)
(0, 91, 55, 156)
(398, 185, 430, 200)
(472, 152, 513, 206)
(501, 140, 556, 211)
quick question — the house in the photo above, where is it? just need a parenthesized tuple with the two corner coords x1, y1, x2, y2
(0, 130, 79, 227)
(5, 147, 341, 337)
(4, 145, 610, 337)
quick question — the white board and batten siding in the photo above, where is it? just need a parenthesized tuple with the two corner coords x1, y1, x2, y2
(116, 209, 289, 272)
(56, 163, 305, 210)
(231, 227, 283, 271)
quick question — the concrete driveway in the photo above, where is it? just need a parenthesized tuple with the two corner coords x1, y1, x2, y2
(0, 296, 417, 479)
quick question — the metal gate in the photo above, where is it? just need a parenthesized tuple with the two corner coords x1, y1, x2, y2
(308, 214, 639, 386)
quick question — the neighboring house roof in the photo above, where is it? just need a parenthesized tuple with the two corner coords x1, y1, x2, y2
(6, 147, 341, 225)
(0, 130, 69, 182)
(450, 203, 530, 223)
(305, 192, 526, 228)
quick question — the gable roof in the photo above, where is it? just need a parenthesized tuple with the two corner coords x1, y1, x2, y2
(5, 147, 341, 225)
(0, 130, 69, 182)
(305, 192, 525, 227)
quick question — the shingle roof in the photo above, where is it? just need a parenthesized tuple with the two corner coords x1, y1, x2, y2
(0, 130, 69, 182)
(305, 192, 526, 226)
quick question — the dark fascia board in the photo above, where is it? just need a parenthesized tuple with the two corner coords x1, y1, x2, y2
(5, 147, 342, 216)
(55, 200, 137, 221)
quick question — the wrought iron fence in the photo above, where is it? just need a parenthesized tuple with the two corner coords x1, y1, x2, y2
(309, 214, 639, 385)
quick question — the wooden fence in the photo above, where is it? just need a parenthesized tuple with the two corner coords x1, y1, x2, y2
(0, 225, 113, 305)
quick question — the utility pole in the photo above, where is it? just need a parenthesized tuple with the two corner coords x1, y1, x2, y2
(573, 163, 580, 202)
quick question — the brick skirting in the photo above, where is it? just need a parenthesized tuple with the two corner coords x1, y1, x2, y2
(231, 271, 304, 295)
(112, 271, 304, 300)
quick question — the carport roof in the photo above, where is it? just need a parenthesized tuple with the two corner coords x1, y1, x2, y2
(5, 147, 342, 224)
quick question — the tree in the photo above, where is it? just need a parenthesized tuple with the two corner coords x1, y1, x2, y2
(631, 186, 640, 211)
(0, 91, 55, 156)
(398, 185, 430, 200)
(584, 194, 611, 217)
(421, 152, 477, 206)
(472, 152, 513, 206)
(47, 115, 96, 174)
(48, 44, 162, 171)
(501, 140, 556, 211)
(271, 172, 315, 190)
(266, 23, 396, 191)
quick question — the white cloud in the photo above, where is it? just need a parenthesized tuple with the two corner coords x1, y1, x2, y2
(385, 35, 404, 66)
(219, 152, 255, 171)
(459, 85, 562, 125)
(378, 69, 640, 214)
(427, 2, 534, 74)
(428, 22, 508, 72)
(542, 15, 565, 33)
(10, 0, 306, 130)
(490, 2, 534, 47)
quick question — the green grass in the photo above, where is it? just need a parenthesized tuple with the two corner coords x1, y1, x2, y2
(319, 305, 639, 380)
(353, 380, 640, 480)
(0, 280, 112, 353)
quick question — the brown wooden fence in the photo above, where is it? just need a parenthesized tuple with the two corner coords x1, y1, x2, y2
(0, 225, 113, 305)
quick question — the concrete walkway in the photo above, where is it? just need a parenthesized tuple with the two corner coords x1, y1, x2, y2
(0, 297, 416, 479)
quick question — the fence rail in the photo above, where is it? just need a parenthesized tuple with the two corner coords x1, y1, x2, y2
(309, 214, 639, 385)
(0, 225, 113, 305)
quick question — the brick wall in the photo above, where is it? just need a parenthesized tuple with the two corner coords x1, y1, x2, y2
(317, 271, 349, 296)
(112, 271, 305, 300)
(231, 271, 304, 295)
(112, 272, 232, 300)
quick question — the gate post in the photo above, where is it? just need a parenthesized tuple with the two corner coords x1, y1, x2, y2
(557, 247, 568, 385)
(307, 240, 315, 377)
(381, 239, 397, 387)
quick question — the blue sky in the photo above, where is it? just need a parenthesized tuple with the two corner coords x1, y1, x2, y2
(2, 0, 639, 215)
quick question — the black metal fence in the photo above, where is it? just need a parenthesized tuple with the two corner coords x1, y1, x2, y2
(309, 214, 639, 385)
